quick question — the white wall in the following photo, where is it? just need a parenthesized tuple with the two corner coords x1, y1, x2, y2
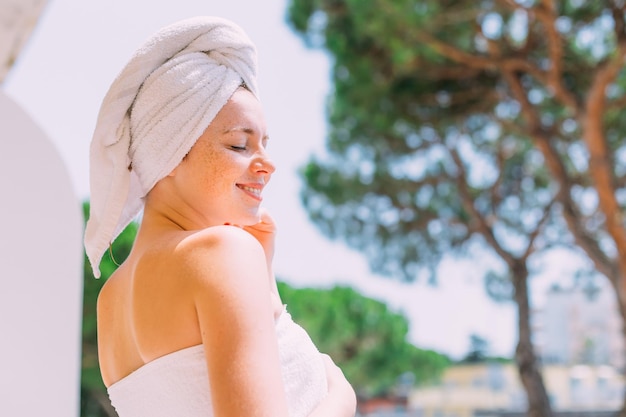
(0, 90, 82, 416)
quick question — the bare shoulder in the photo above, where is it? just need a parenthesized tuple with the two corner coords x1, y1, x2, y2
(176, 225, 264, 262)
(172, 225, 269, 295)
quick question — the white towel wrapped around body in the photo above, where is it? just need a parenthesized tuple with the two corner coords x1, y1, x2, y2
(107, 308, 328, 417)
(84, 16, 258, 277)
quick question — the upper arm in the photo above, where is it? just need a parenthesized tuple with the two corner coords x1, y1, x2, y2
(179, 226, 289, 417)
(96, 279, 114, 385)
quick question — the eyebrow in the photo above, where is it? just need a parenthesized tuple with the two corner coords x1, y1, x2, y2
(223, 126, 270, 141)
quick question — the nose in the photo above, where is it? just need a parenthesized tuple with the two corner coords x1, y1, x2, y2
(252, 151, 276, 176)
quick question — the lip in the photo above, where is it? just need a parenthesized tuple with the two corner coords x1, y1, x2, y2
(236, 183, 264, 201)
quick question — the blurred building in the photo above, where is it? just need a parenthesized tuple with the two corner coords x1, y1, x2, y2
(410, 362, 624, 417)
(533, 285, 624, 369)
(409, 281, 626, 417)
(410, 363, 525, 417)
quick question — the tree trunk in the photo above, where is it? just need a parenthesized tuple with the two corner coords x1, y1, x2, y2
(511, 262, 553, 417)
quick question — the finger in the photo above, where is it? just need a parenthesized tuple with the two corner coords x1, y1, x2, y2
(223, 222, 243, 228)
(257, 208, 276, 225)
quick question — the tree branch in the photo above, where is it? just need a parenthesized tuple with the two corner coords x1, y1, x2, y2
(448, 145, 515, 267)
(607, 93, 626, 110)
(490, 140, 507, 216)
(521, 195, 556, 261)
(503, 68, 619, 281)
(415, 66, 483, 80)
(532, 0, 581, 113)
(413, 30, 547, 83)
(494, 0, 580, 112)
(610, 1, 626, 43)
(582, 40, 626, 278)
(503, 70, 541, 131)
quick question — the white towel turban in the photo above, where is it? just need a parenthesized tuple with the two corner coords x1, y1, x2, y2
(84, 16, 259, 278)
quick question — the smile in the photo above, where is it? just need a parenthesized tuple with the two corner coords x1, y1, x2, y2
(236, 184, 263, 200)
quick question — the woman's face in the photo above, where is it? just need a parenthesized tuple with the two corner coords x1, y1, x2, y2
(170, 88, 275, 227)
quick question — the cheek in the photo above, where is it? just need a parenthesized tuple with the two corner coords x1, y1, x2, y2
(196, 152, 237, 190)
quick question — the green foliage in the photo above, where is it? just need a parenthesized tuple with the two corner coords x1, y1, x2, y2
(81, 201, 137, 417)
(277, 281, 449, 396)
(285, 5, 626, 411)
(286, 0, 626, 287)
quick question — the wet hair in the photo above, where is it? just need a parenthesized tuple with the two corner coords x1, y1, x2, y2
(239, 80, 251, 92)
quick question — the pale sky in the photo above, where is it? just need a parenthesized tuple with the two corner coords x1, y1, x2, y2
(0, 0, 546, 359)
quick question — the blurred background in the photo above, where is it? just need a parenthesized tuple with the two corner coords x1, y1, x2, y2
(2, 0, 626, 416)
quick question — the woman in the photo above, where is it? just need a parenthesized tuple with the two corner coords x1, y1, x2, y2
(84, 16, 356, 417)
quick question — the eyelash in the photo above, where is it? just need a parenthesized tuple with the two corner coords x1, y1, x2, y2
(229, 142, 268, 152)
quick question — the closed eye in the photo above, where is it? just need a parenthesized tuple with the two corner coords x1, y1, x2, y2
(230, 145, 247, 151)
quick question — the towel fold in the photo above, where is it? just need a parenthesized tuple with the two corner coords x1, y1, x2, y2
(84, 16, 258, 277)
(107, 308, 327, 417)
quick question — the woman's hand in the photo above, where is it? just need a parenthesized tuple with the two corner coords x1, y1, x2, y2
(309, 354, 357, 417)
(241, 208, 276, 270)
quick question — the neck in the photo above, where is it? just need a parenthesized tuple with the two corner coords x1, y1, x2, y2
(139, 183, 217, 236)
